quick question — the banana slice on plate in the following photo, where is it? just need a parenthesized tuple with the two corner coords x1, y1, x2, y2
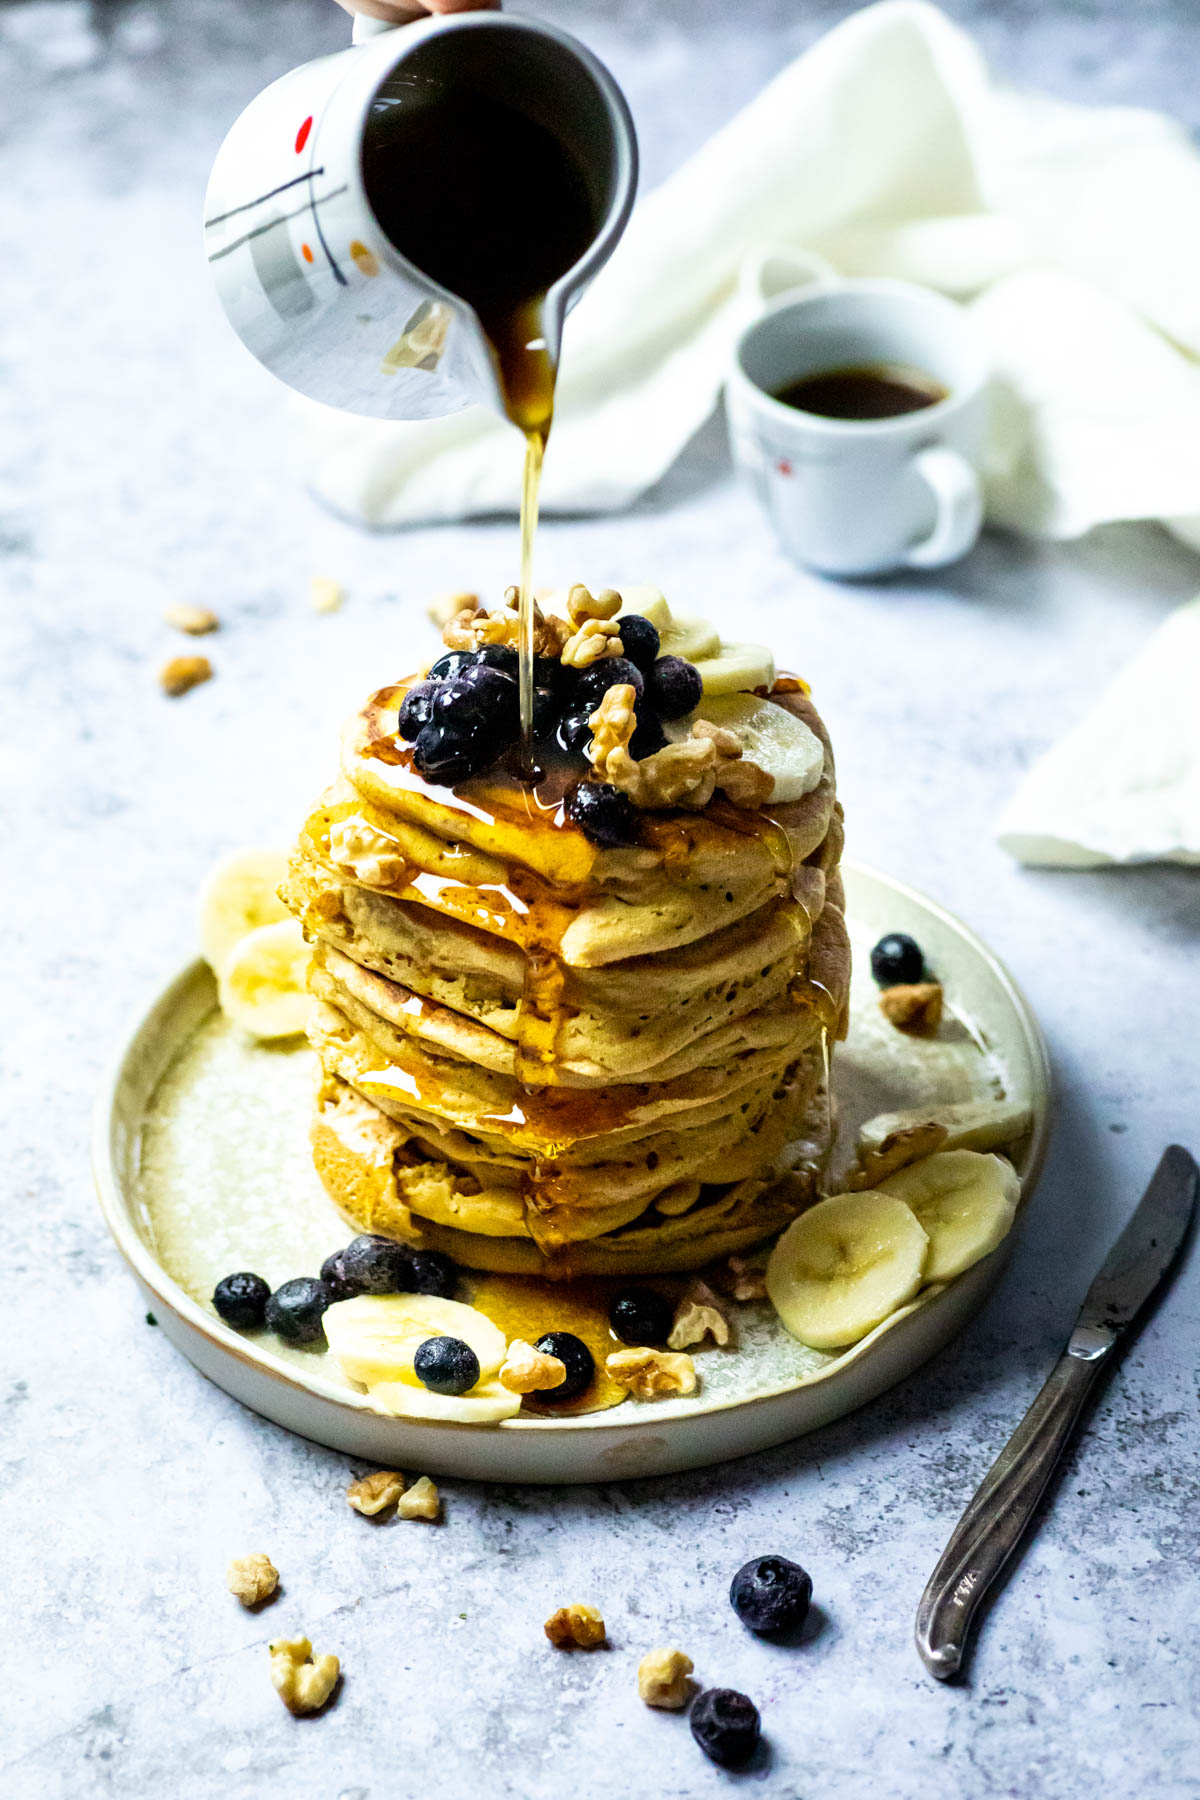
(766, 1190, 930, 1350)
(217, 918, 311, 1041)
(668, 693, 824, 802)
(323, 1293, 508, 1389)
(876, 1150, 1020, 1283)
(691, 641, 775, 696)
(200, 848, 291, 974)
(858, 1098, 1032, 1158)
(367, 1378, 522, 1424)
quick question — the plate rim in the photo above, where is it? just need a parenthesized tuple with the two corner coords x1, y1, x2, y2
(92, 859, 1051, 1438)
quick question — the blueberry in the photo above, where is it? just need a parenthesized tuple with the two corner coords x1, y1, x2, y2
(573, 655, 645, 710)
(609, 1287, 673, 1346)
(534, 654, 568, 693)
(339, 1233, 414, 1296)
(475, 643, 519, 678)
(531, 685, 559, 737)
(629, 711, 667, 760)
(428, 650, 478, 682)
(689, 1688, 761, 1769)
(616, 613, 660, 674)
(870, 932, 925, 986)
(412, 722, 489, 785)
(432, 665, 519, 739)
(413, 1334, 480, 1395)
(533, 1332, 594, 1401)
(397, 681, 437, 741)
(319, 1248, 355, 1302)
(406, 1250, 459, 1299)
(729, 1554, 812, 1635)
(647, 655, 703, 720)
(264, 1277, 335, 1345)
(565, 780, 638, 849)
(556, 710, 593, 756)
(212, 1271, 270, 1330)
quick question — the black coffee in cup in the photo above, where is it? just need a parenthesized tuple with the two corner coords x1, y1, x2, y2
(773, 363, 947, 421)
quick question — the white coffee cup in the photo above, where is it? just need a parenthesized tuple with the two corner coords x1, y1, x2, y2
(726, 271, 990, 576)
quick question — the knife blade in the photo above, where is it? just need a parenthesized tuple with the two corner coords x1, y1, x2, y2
(915, 1144, 1197, 1682)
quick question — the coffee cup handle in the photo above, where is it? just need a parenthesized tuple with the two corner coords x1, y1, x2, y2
(739, 245, 837, 310)
(904, 445, 983, 569)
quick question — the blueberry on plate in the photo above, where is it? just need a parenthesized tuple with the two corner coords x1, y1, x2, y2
(870, 932, 925, 987)
(531, 684, 559, 738)
(556, 710, 593, 757)
(690, 1688, 761, 1769)
(646, 654, 703, 721)
(264, 1277, 335, 1346)
(533, 1332, 594, 1402)
(397, 681, 437, 741)
(212, 1271, 271, 1330)
(573, 655, 646, 709)
(616, 613, 660, 675)
(475, 643, 519, 678)
(428, 650, 478, 682)
(609, 1287, 673, 1346)
(534, 653, 568, 693)
(432, 665, 518, 738)
(412, 722, 489, 785)
(729, 1554, 812, 1635)
(319, 1248, 355, 1302)
(629, 711, 667, 760)
(406, 1250, 459, 1299)
(565, 780, 638, 849)
(339, 1233, 414, 1296)
(413, 1335, 480, 1396)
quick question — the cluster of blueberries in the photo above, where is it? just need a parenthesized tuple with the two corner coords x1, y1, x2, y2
(684, 1554, 814, 1767)
(396, 611, 705, 848)
(212, 1234, 457, 1347)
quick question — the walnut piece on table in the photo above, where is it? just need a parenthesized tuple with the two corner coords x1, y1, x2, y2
(159, 655, 212, 697)
(268, 1637, 340, 1715)
(544, 1603, 607, 1649)
(397, 1475, 441, 1521)
(163, 603, 219, 635)
(346, 1470, 405, 1516)
(637, 1647, 695, 1709)
(226, 1553, 278, 1607)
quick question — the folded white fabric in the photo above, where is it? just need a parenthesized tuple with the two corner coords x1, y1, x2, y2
(995, 598, 1200, 868)
(299, 0, 1200, 542)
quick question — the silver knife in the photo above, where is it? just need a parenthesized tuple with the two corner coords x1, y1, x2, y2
(915, 1143, 1198, 1681)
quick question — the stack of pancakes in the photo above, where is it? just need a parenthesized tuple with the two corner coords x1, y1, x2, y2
(283, 680, 849, 1277)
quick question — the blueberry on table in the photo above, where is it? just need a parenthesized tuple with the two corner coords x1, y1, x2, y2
(690, 1688, 761, 1768)
(212, 1271, 270, 1330)
(428, 650, 478, 682)
(616, 613, 660, 674)
(573, 654, 646, 709)
(870, 932, 925, 987)
(565, 780, 638, 849)
(339, 1233, 414, 1296)
(729, 1554, 812, 1635)
(556, 710, 593, 757)
(413, 1335, 480, 1395)
(412, 722, 489, 785)
(609, 1287, 673, 1346)
(406, 1250, 459, 1299)
(646, 654, 703, 720)
(264, 1277, 335, 1346)
(533, 1332, 594, 1402)
(397, 681, 437, 741)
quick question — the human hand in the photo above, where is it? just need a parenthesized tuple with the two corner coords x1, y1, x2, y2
(334, 0, 500, 22)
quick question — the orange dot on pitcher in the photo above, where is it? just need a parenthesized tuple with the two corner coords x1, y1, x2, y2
(295, 116, 313, 154)
(349, 239, 380, 278)
(301, 243, 314, 263)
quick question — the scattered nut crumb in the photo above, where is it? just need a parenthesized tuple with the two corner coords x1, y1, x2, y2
(544, 1603, 607, 1649)
(879, 981, 943, 1036)
(606, 1348, 697, 1401)
(226, 1553, 278, 1607)
(637, 1647, 695, 1709)
(268, 1637, 340, 1715)
(346, 1470, 405, 1516)
(427, 591, 479, 629)
(846, 1121, 949, 1190)
(164, 603, 219, 635)
(668, 1281, 731, 1350)
(311, 577, 344, 614)
(500, 1339, 567, 1394)
(159, 655, 212, 697)
(725, 1254, 768, 1302)
(396, 1475, 440, 1521)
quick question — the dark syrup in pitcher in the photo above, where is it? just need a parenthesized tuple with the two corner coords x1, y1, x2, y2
(362, 75, 600, 769)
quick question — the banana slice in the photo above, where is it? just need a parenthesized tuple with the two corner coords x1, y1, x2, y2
(877, 1150, 1020, 1283)
(859, 1098, 1032, 1158)
(616, 589, 722, 662)
(217, 918, 311, 1040)
(667, 692, 824, 802)
(615, 586, 671, 629)
(200, 849, 291, 974)
(367, 1378, 522, 1424)
(766, 1191, 930, 1350)
(323, 1293, 508, 1389)
(692, 641, 775, 696)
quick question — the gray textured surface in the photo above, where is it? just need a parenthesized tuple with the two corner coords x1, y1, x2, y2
(3, 2, 1200, 1796)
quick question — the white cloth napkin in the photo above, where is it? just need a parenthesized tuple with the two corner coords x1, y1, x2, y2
(995, 598, 1200, 869)
(299, 0, 1200, 543)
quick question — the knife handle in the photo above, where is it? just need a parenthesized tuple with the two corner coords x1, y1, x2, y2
(915, 1325, 1113, 1680)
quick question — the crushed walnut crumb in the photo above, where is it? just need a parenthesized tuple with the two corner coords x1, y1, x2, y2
(346, 1470, 405, 1516)
(159, 655, 212, 697)
(879, 981, 943, 1036)
(668, 1281, 731, 1350)
(268, 1637, 340, 1715)
(637, 1647, 695, 1709)
(544, 1603, 607, 1649)
(500, 1339, 567, 1394)
(606, 1348, 697, 1401)
(164, 603, 219, 636)
(397, 1475, 440, 1521)
(226, 1553, 278, 1607)
(846, 1121, 948, 1190)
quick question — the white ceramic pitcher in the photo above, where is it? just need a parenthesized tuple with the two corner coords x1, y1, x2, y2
(204, 12, 637, 421)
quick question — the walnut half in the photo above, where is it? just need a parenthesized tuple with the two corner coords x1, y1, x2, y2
(268, 1637, 340, 1715)
(226, 1553, 278, 1608)
(637, 1647, 695, 1709)
(606, 1348, 697, 1401)
(544, 1603, 607, 1649)
(346, 1470, 405, 1516)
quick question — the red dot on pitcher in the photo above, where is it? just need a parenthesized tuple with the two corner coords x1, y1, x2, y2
(295, 116, 313, 154)
(776, 458, 793, 477)
(301, 243, 314, 263)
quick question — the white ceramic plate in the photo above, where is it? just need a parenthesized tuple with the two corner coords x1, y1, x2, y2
(93, 863, 1049, 1484)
